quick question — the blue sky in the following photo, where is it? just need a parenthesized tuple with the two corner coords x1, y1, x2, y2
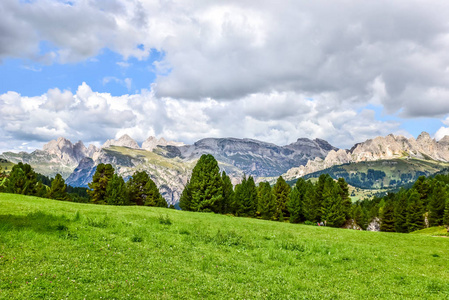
(1, 0, 449, 153)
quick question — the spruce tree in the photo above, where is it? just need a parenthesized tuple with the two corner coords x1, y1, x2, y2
(179, 180, 192, 211)
(406, 189, 425, 232)
(189, 154, 223, 212)
(4, 162, 38, 195)
(272, 176, 291, 221)
(257, 181, 276, 220)
(233, 175, 257, 217)
(337, 177, 351, 220)
(221, 171, 234, 214)
(288, 178, 306, 223)
(47, 173, 68, 201)
(428, 181, 446, 226)
(320, 181, 345, 227)
(88, 163, 114, 204)
(232, 176, 246, 216)
(380, 198, 395, 232)
(105, 174, 129, 205)
(143, 178, 167, 207)
(443, 198, 449, 227)
(394, 189, 408, 233)
(352, 204, 363, 227)
(302, 181, 318, 222)
(127, 170, 166, 207)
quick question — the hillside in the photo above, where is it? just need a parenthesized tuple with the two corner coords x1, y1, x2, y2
(1, 194, 448, 299)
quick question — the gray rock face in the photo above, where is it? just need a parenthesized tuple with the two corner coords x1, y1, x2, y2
(141, 136, 184, 151)
(284, 132, 449, 181)
(102, 134, 140, 149)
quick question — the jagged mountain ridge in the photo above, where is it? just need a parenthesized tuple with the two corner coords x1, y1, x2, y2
(284, 132, 449, 181)
(1, 135, 336, 204)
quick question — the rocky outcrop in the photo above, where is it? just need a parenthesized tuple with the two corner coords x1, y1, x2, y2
(141, 136, 184, 151)
(102, 134, 140, 149)
(284, 132, 449, 181)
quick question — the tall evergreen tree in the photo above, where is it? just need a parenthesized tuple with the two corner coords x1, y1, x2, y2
(337, 177, 351, 219)
(352, 204, 363, 227)
(288, 178, 306, 223)
(233, 175, 257, 217)
(413, 176, 431, 207)
(221, 171, 234, 214)
(257, 181, 276, 220)
(321, 182, 345, 227)
(105, 174, 129, 206)
(272, 176, 291, 221)
(4, 162, 38, 195)
(428, 181, 446, 226)
(394, 189, 408, 233)
(47, 173, 68, 201)
(189, 154, 223, 212)
(127, 171, 166, 207)
(380, 198, 395, 232)
(302, 181, 318, 222)
(88, 163, 114, 204)
(179, 180, 192, 211)
(406, 190, 425, 232)
(443, 198, 449, 227)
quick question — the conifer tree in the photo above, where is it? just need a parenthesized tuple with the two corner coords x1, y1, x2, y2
(127, 170, 166, 207)
(337, 177, 351, 219)
(179, 180, 192, 211)
(189, 154, 223, 212)
(352, 204, 363, 227)
(413, 176, 431, 206)
(443, 198, 449, 227)
(406, 189, 425, 232)
(428, 181, 446, 226)
(288, 178, 306, 223)
(4, 162, 38, 195)
(321, 181, 345, 227)
(233, 175, 257, 217)
(88, 163, 114, 204)
(272, 176, 291, 220)
(302, 181, 318, 222)
(232, 176, 246, 216)
(394, 189, 408, 233)
(257, 181, 276, 220)
(221, 171, 234, 214)
(380, 198, 395, 232)
(105, 174, 129, 205)
(47, 173, 68, 201)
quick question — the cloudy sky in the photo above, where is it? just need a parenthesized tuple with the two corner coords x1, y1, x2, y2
(2, 0, 449, 153)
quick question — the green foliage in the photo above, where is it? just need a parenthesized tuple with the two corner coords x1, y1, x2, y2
(233, 175, 257, 217)
(87, 163, 115, 204)
(221, 171, 234, 214)
(406, 190, 425, 232)
(127, 171, 167, 207)
(179, 180, 192, 211)
(288, 178, 306, 223)
(337, 178, 351, 218)
(257, 181, 275, 220)
(394, 190, 408, 233)
(443, 198, 449, 227)
(380, 198, 395, 232)
(428, 181, 446, 226)
(189, 154, 223, 212)
(3, 162, 38, 195)
(105, 174, 129, 206)
(320, 182, 345, 228)
(47, 174, 68, 201)
(272, 176, 291, 220)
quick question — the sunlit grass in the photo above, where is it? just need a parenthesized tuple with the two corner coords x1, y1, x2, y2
(0, 193, 448, 299)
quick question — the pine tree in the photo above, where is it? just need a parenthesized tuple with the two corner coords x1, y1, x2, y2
(272, 176, 291, 221)
(302, 181, 318, 222)
(221, 171, 234, 214)
(232, 175, 257, 217)
(413, 176, 431, 206)
(47, 173, 68, 201)
(443, 198, 449, 227)
(337, 178, 351, 220)
(380, 198, 395, 232)
(127, 171, 166, 207)
(394, 189, 408, 233)
(406, 190, 425, 232)
(189, 154, 223, 212)
(428, 181, 446, 226)
(4, 162, 38, 195)
(321, 182, 345, 227)
(105, 174, 129, 205)
(352, 204, 363, 227)
(179, 180, 192, 211)
(88, 164, 114, 204)
(288, 178, 306, 223)
(257, 181, 275, 220)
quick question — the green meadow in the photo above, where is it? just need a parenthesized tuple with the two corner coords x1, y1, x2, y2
(0, 193, 448, 299)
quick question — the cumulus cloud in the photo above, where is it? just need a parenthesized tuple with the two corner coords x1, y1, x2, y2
(0, 83, 403, 152)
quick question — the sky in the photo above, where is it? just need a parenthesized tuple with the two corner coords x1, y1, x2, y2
(2, 0, 449, 153)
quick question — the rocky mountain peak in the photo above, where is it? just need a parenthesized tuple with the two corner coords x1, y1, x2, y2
(103, 134, 140, 149)
(142, 136, 185, 151)
(417, 131, 432, 142)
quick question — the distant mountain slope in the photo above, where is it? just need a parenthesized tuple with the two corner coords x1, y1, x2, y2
(284, 132, 449, 181)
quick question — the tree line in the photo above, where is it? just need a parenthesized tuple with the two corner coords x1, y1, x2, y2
(355, 175, 449, 232)
(0, 162, 168, 208)
(179, 154, 353, 228)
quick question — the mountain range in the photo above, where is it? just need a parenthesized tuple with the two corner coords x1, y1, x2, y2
(2, 132, 449, 204)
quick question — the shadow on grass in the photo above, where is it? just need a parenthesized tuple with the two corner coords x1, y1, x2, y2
(0, 210, 74, 235)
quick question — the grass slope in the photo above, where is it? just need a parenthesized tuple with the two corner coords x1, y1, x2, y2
(1, 194, 448, 299)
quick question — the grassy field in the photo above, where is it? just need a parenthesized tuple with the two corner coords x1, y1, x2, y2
(1, 194, 448, 299)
